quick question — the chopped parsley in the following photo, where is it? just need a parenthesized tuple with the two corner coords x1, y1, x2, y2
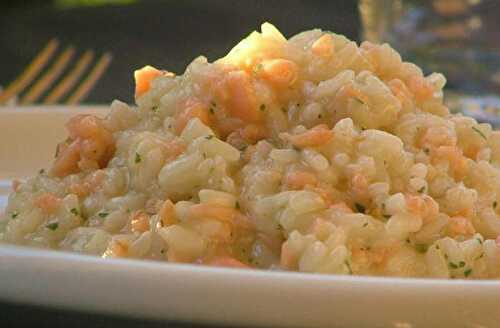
(205, 135, 214, 140)
(464, 268, 473, 277)
(70, 208, 79, 216)
(354, 202, 365, 214)
(415, 244, 428, 253)
(382, 214, 391, 220)
(151, 106, 158, 112)
(209, 107, 215, 114)
(458, 261, 466, 268)
(11, 211, 19, 219)
(210, 101, 217, 108)
(493, 201, 497, 209)
(98, 212, 109, 218)
(160, 249, 165, 254)
(46, 222, 59, 231)
(344, 260, 353, 274)
(449, 262, 458, 269)
(418, 186, 426, 193)
(363, 222, 369, 227)
(477, 238, 483, 245)
(135, 152, 142, 164)
(39, 169, 45, 175)
(260, 104, 266, 111)
(235, 201, 240, 210)
(353, 97, 365, 105)
(55, 144, 60, 158)
(472, 126, 486, 140)
(252, 63, 263, 75)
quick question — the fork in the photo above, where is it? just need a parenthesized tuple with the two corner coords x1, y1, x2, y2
(0, 39, 112, 105)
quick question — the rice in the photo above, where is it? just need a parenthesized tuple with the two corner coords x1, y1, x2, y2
(2, 23, 500, 279)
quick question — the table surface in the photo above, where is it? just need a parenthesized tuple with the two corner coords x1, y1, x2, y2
(1, 1, 358, 327)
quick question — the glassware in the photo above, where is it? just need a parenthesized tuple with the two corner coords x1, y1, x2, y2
(358, 0, 500, 124)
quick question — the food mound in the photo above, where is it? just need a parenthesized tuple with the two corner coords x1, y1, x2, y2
(2, 23, 500, 279)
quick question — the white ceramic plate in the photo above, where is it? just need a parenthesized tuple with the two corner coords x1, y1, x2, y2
(1, 107, 500, 328)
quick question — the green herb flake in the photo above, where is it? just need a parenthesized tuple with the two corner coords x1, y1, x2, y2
(415, 244, 428, 253)
(418, 186, 426, 193)
(135, 152, 142, 164)
(46, 222, 59, 231)
(458, 261, 466, 268)
(472, 126, 486, 140)
(493, 201, 497, 209)
(318, 114, 323, 119)
(406, 238, 411, 244)
(70, 208, 79, 216)
(160, 249, 165, 254)
(477, 238, 483, 245)
(354, 203, 365, 214)
(423, 148, 430, 154)
(55, 144, 60, 158)
(353, 97, 365, 105)
(464, 268, 473, 277)
(98, 212, 109, 218)
(344, 260, 353, 274)
(382, 214, 391, 220)
(252, 63, 263, 75)
(205, 135, 214, 140)
(363, 222, 368, 227)
(449, 262, 458, 269)
(209, 107, 215, 114)
(151, 106, 158, 112)
(235, 201, 240, 210)
(260, 104, 266, 111)
(39, 169, 45, 175)
(11, 211, 19, 219)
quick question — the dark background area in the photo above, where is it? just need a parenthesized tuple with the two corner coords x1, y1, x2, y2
(1, 1, 359, 327)
(0, 0, 360, 105)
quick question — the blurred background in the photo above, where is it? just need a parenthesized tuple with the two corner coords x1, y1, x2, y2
(1, 0, 499, 124)
(0, 0, 359, 104)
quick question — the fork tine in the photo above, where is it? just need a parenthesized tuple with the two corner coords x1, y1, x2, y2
(66, 52, 112, 105)
(0, 39, 59, 104)
(43, 50, 94, 105)
(20, 46, 75, 105)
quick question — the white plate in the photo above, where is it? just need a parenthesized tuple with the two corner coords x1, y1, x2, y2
(1, 106, 500, 328)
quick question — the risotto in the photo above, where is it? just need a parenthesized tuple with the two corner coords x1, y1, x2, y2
(2, 23, 500, 279)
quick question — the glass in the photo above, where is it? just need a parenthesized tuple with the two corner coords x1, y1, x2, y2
(359, 0, 500, 124)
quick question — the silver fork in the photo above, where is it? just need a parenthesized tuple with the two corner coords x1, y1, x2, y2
(0, 39, 112, 105)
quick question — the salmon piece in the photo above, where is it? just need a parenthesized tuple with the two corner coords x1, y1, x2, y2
(34, 193, 61, 215)
(134, 65, 163, 98)
(284, 124, 333, 148)
(174, 99, 211, 134)
(208, 256, 250, 269)
(216, 70, 262, 123)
